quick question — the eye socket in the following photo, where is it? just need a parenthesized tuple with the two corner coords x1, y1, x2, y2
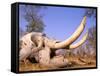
(32, 43, 35, 47)
(24, 42, 27, 45)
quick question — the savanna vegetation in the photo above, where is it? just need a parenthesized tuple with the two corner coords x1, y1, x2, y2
(19, 7, 96, 71)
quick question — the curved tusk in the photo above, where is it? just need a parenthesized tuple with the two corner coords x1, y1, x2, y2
(69, 31, 88, 49)
(53, 16, 87, 49)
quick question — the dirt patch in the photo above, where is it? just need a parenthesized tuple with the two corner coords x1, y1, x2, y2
(19, 56, 96, 72)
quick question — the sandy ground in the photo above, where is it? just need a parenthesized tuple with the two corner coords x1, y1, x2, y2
(19, 56, 96, 72)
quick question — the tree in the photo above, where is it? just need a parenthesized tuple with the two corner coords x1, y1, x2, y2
(84, 8, 96, 18)
(22, 5, 46, 32)
(70, 8, 97, 58)
(76, 8, 96, 57)
(87, 26, 96, 49)
(86, 26, 96, 58)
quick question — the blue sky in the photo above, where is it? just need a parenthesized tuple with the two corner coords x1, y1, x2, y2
(19, 5, 96, 41)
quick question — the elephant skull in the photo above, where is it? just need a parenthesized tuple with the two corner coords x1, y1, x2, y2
(19, 16, 88, 67)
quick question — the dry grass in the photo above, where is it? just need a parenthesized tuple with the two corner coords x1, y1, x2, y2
(19, 56, 96, 72)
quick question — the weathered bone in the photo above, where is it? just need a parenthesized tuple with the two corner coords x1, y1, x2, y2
(52, 16, 87, 49)
(39, 46, 69, 68)
(19, 32, 44, 61)
(69, 31, 88, 49)
(19, 16, 88, 68)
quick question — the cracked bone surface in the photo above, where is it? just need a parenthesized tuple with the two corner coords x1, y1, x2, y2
(39, 47, 69, 68)
(19, 16, 88, 68)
